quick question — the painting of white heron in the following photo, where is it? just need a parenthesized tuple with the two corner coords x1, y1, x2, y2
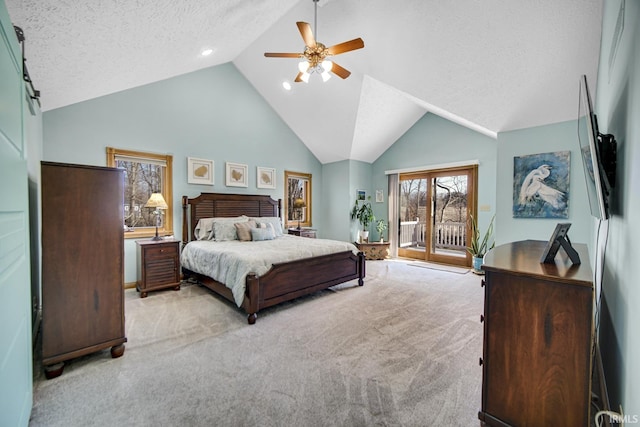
(513, 151, 570, 218)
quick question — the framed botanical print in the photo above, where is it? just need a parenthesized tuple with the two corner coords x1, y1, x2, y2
(257, 166, 276, 189)
(225, 162, 248, 187)
(187, 157, 214, 185)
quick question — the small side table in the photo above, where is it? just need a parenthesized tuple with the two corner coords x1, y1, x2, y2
(136, 239, 181, 298)
(355, 241, 390, 260)
(288, 228, 317, 238)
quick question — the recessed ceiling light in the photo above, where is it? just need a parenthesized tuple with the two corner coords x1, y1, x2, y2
(282, 81, 292, 91)
(201, 48, 214, 57)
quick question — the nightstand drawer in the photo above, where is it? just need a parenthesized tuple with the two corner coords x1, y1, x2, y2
(144, 243, 178, 259)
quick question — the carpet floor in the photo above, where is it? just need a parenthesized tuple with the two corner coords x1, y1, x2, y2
(29, 259, 484, 427)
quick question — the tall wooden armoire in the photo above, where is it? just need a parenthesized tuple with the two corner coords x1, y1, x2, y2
(41, 161, 127, 378)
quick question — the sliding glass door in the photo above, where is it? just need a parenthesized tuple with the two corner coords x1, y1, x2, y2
(397, 165, 477, 266)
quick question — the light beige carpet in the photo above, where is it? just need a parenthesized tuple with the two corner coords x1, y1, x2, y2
(29, 259, 484, 426)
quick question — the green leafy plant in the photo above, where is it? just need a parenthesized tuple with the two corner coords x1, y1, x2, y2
(350, 198, 376, 231)
(375, 219, 387, 240)
(467, 214, 495, 258)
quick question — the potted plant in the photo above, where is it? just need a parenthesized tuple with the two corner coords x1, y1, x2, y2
(351, 198, 375, 242)
(467, 214, 495, 274)
(376, 219, 387, 243)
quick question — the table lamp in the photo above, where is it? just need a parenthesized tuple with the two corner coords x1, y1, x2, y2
(293, 198, 306, 230)
(144, 192, 168, 241)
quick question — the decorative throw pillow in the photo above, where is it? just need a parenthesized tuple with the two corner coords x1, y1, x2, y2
(194, 218, 216, 240)
(251, 227, 275, 241)
(196, 216, 247, 240)
(234, 220, 257, 241)
(257, 222, 276, 235)
(250, 217, 283, 236)
(213, 217, 249, 241)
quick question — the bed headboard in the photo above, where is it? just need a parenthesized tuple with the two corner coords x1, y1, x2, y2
(182, 193, 281, 243)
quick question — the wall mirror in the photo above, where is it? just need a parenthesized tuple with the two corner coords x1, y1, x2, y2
(284, 170, 312, 228)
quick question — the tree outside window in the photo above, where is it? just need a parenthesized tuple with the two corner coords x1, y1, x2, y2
(107, 147, 173, 239)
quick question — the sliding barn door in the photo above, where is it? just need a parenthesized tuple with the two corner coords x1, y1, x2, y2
(0, 4, 33, 425)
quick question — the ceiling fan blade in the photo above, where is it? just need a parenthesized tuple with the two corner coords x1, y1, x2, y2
(331, 62, 351, 79)
(327, 38, 365, 55)
(296, 21, 316, 48)
(264, 52, 302, 58)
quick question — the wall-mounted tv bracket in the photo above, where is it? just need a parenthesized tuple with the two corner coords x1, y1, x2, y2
(13, 25, 41, 108)
(597, 132, 617, 189)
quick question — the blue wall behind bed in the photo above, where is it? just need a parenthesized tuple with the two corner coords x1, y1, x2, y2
(43, 62, 324, 284)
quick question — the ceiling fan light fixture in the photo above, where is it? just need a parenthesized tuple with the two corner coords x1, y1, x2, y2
(264, 0, 364, 82)
(298, 61, 310, 73)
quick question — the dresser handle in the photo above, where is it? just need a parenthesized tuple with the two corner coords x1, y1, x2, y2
(480, 315, 484, 323)
(480, 279, 485, 287)
(479, 357, 483, 366)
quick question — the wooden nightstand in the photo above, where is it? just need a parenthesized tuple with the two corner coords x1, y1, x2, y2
(355, 241, 390, 260)
(288, 228, 317, 238)
(136, 239, 181, 298)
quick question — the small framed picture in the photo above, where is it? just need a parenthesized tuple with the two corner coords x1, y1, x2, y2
(357, 190, 366, 201)
(257, 167, 276, 189)
(226, 162, 248, 187)
(187, 157, 214, 185)
(375, 190, 384, 203)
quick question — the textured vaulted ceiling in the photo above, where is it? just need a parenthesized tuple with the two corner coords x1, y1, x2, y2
(5, 0, 603, 164)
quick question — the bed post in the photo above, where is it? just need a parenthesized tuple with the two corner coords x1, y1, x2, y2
(182, 195, 189, 245)
(357, 252, 365, 286)
(245, 273, 260, 325)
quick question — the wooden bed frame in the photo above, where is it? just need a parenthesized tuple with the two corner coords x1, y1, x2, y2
(181, 193, 365, 324)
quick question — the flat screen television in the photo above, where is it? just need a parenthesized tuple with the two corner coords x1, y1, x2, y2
(577, 75, 617, 220)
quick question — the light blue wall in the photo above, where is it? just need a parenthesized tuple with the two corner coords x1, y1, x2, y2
(594, 0, 640, 416)
(321, 160, 351, 241)
(495, 120, 592, 246)
(372, 112, 498, 239)
(43, 62, 323, 284)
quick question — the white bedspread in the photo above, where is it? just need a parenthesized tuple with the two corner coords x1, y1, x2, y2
(180, 235, 359, 306)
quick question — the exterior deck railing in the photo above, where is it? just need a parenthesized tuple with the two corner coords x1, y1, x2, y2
(399, 221, 466, 250)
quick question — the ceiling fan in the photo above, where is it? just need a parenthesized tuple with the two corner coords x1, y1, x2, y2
(264, 0, 364, 83)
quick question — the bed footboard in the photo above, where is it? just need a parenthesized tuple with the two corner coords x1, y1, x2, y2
(242, 250, 365, 324)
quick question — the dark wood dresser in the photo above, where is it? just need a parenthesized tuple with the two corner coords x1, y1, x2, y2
(136, 239, 181, 297)
(478, 240, 594, 426)
(41, 161, 127, 379)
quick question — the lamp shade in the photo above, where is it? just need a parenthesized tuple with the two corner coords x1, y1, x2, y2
(144, 193, 168, 209)
(293, 198, 306, 209)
